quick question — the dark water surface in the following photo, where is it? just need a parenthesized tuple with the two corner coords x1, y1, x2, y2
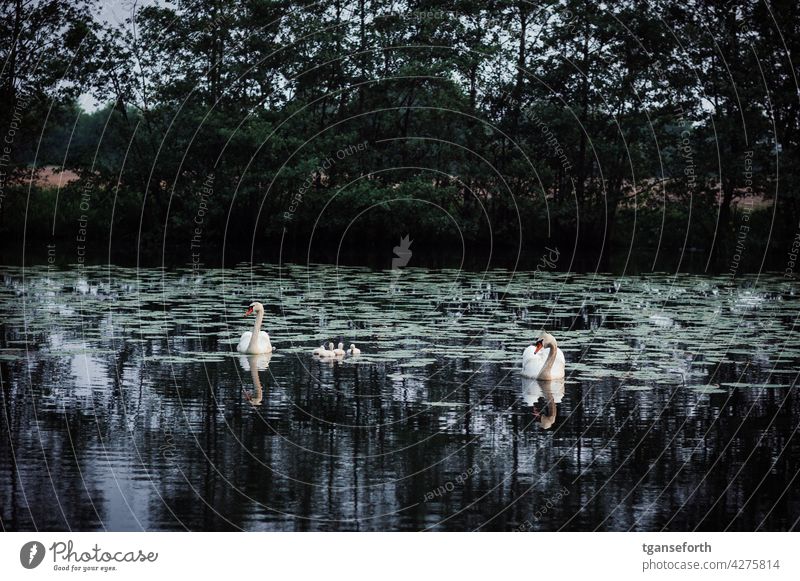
(1, 264, 798, 531)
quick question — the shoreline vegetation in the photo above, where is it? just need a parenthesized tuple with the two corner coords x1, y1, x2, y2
(1, 1, 798, 275)
(0, 237, 781, 275)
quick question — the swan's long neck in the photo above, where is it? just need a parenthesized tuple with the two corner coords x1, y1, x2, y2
(248, 310, 263, 352)
(541, 338, 558, 376)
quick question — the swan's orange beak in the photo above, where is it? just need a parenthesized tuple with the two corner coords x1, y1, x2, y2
(244, 306, 254, 316)
(534, 342, 543, 354)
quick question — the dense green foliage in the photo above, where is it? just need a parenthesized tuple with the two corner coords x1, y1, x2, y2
(1, 0, 799, 270)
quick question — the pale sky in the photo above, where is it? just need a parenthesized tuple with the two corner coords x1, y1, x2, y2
(79, 0, 159, 111)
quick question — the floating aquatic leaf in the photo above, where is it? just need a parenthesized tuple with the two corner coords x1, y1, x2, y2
(719, 382, 793, 389)
(688, 385, 728, 394)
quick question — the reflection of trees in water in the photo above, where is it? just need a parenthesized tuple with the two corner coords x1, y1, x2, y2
(3, 350, 799, 531)
(1, 353, 108, 530)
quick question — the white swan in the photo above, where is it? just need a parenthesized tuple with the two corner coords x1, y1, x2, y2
(333, 342, 346, 357)
(348, 344, 361, 356)
(522, 332, 565, 380)
(237, 302, 276, 354)
(312, 344, 326, 356)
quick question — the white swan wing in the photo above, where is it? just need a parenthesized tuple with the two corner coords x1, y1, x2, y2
(237, 331, 253, 353)
(257, 331, 273, 352)
(522, 344, 538, 365)
(522, 346, 567, 379)
(521, 348, 546, 378)
(553, 348, 566, 378)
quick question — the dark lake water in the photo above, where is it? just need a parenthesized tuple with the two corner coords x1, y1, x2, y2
(1, 264, 798, 531)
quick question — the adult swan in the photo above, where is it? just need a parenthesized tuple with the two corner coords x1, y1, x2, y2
(522, 332, 565, 380)
(237, 302, 276, 354)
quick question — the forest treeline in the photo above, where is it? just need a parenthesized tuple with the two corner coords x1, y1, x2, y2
(1, 0, 799, 270)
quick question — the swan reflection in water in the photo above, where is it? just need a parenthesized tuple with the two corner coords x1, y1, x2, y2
(239, 354, 272, 406)
(521, 377, 565, 430)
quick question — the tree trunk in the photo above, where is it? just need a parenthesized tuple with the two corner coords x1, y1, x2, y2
(359, 0, 366, 110)
(1, 0, 23, 123)
(576, 26, 590, 206)
(511, 3, 528, 131)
